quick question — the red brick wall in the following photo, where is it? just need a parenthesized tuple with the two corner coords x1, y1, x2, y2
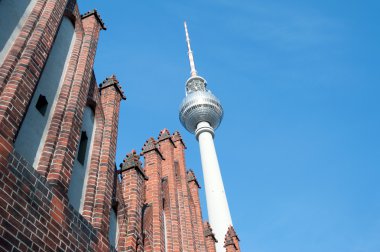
(35, 3, 85, 177)
(158, 129, 183, 251)
(224, 226, 241, 252)
(0, 1, 126, 251)
(91, 76, 125, 235)
(204, 221, 217, 252)
(187, 170, 208, 251)
(107, 176, 129, 251)
(120, 151, 148, 252)
(137, 129, 221, 252)
(0, 150, 112, 251)
(142, 137, 165, 252)
(0, 0, 69, 144)
(81, 74, 105, 222)
(172, 133, 197, 252)
(46, 10, 104, 194)
(36, 3, 84, 176)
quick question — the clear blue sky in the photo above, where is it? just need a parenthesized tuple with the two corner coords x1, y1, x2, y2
(79, 1, 380, 251)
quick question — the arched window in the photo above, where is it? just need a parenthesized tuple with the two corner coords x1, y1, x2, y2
(68, 106, 95, 212)
(14, 17, 76, 166)
(109, 206, 119, 249)
(0, 0, 36, 64)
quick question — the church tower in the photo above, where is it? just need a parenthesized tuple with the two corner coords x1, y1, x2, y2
(179, 22, 237, 252)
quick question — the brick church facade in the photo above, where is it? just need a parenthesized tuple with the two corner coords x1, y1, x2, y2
(0, 0, 240, 251)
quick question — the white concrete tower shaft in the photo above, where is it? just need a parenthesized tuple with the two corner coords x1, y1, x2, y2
(179, 22, 233, 252)
(196, 122, 232, 252)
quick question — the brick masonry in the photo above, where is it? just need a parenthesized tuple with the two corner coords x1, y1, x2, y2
(0, 150, 111, 251)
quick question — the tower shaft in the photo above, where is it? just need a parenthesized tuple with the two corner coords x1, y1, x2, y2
(180, 22, 238, 252)
(196, 122, 232, 252)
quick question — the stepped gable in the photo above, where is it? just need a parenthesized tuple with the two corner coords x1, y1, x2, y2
(120, 150, 148, 179)
(141, 137, 164, 159)
(204, 221, 218, 242)
(172, 131, 186, 148)
(99, 74, 126, 100)
(81, 9, 107, 30)
(187, 169, 201, 188)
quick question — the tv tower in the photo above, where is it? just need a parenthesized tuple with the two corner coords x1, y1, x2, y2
(179, 22, 233, 252)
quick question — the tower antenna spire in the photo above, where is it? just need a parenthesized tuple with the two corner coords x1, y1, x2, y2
(180, 22, 235, 252)
(184, 21, 197, 77)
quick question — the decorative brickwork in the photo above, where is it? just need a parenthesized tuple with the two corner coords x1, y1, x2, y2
(0, 0, 69, 146)
(187, 169, 201, 188)
(157, 129, 183, 251)
(141, 137, 164, 252)
(158, 128, 173, 143)
(187, 170, 207, 251)
(91, 74, 125, 236)
(46, 6, 105, 194)
(0, 1, 240, 251)
(173, 132, 198, 252)
(0, 1, 125, 251)
(204, 221, 218, 252)
(172, 130, 187, 148)
(35, 2, 86, 177)
(99, 74, 126, 100)
(224, 226, 241, 252)
(120, 151, 148, 251)
(81, 9, 107, 30)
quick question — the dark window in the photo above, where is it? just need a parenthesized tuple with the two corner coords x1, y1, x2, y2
(35, 95, 48, 116)
(77, 131, 88, 165)
(174, 161, 179, 178)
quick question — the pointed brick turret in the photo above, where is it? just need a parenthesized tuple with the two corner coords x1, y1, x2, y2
(99, 74, 126, 100)
(185, 169, 206, 251)
(158, 128, 175, 146)
(224, 226, 240, 252)
(141, 137, 165, 251)
(120, 150, 147, 179)
(88, 74, 126, 234)
(47, 7, 107, 193)
(203, 221, 217, 252)
(172, 131, 186, 148)
(81, 9, 107, 30)
(157, 128, 182, 251)
(187, 169, 201, 189)
(120, 150, 147, 251)
(142, 137, 157, 153)
(141, 137, 163, 159)
(170, 130, 198, 251)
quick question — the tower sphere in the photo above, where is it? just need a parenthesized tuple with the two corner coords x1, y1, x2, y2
(180, 22, 234, 252)
(179, 77, 223, 134)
